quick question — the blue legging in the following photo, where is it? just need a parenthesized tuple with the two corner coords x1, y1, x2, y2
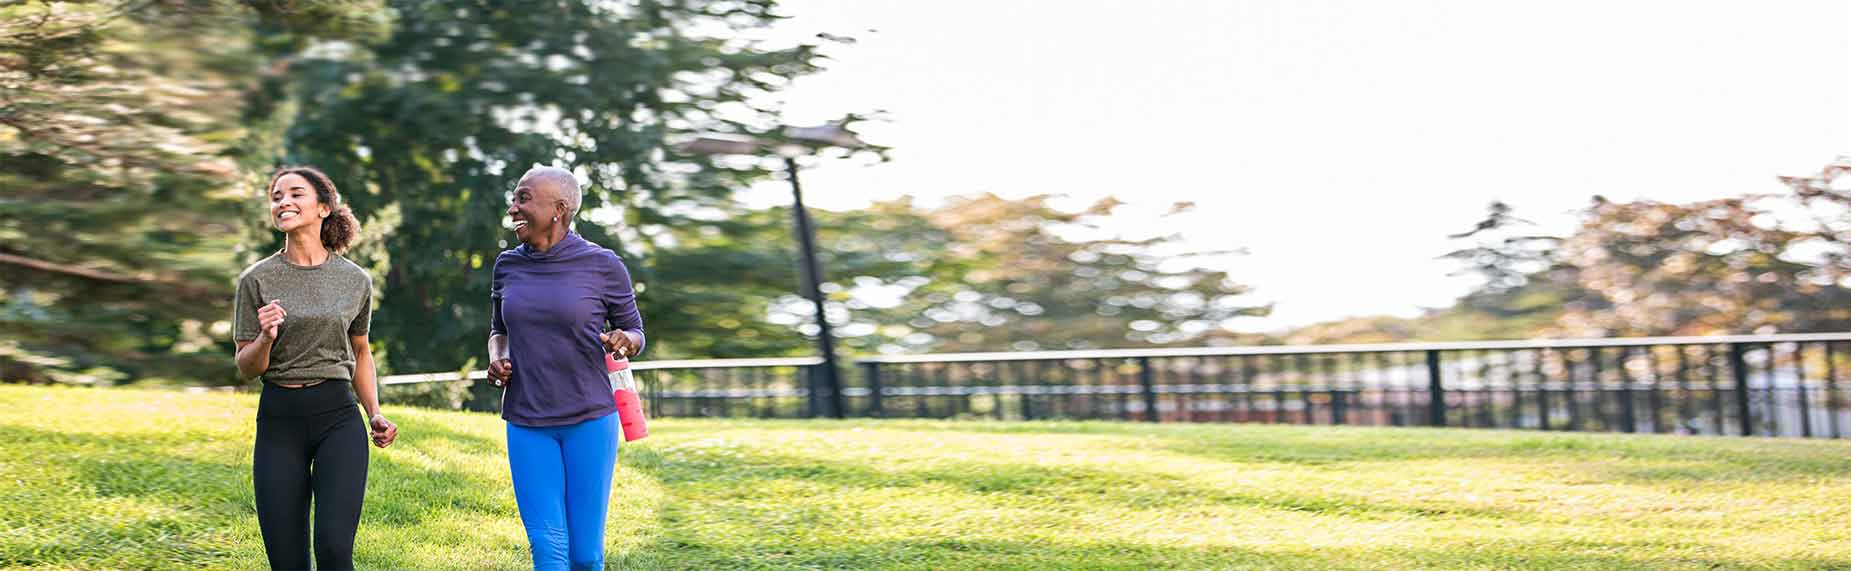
(506, 413, 619, 571)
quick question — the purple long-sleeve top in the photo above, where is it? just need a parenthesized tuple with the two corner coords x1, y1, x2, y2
(490, 232, 645, 427)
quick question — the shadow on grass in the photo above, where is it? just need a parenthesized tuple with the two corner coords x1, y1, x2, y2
(389, 415, 507, 456)
(346, 418, 528, 569)
(609, 439, 1581, 570)
(616, 536, 1271, 570)
(678, 446, 1527, 522)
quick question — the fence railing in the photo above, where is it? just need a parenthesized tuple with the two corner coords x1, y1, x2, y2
(380, 333, 1851, 438)
(379, 356, 827, 419)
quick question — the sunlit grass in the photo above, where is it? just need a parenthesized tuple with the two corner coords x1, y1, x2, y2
(2, 384, 1848, 569)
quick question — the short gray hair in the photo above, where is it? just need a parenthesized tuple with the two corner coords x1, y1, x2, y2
(522, 165, 582, 220)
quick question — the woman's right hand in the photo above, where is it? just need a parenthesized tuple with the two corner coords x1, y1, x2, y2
(487, 358, 514, 388)
(257, 300, 285, 342)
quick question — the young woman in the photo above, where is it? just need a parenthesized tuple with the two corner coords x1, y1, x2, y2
(233, 166, 398, 571)
(487, 165, 645, 570)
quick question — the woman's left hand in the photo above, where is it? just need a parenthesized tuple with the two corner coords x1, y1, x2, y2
(600, 331, 637, 358)
(370, 414, 398, 448)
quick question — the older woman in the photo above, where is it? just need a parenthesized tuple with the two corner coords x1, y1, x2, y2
(486, 165, 645, 570)
(234, 166, 397, 571)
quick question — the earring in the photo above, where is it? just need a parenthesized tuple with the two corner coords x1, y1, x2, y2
(552, 216, 558, 222)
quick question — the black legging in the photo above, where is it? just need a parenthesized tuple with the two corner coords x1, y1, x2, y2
(253, 381, 369, 571)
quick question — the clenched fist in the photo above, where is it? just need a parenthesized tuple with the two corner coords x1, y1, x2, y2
(600, 331, 639, 358)
(258, 300, 286, 342)
(487, 358, 514, 388)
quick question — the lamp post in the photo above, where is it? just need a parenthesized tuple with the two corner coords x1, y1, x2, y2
(680, 121, 869, 419)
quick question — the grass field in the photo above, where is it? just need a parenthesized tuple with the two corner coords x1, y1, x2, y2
(2, 384, 1849, 570)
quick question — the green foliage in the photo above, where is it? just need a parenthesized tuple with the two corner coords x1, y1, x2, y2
(645, 192, 1270, 357)
(4, 0, 1252, 384)
(810, 194, 1268, 353)
(276, 0, 832, 371)
(0, 0, 380, 384)
(640, 203, 825, 357)
(7, 384, 1851, 569)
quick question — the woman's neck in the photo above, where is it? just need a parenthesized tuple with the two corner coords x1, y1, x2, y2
(283, 231, 330, 266)
(526, 227, 570, 253)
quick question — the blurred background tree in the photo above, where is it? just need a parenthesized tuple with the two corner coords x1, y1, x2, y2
(1294, 157, 1851, 343)
(0, 0, 380, 384)
(662, 193, 1269, 357)
(272, 0, 834, 380)
(805, 194, 1268, 354)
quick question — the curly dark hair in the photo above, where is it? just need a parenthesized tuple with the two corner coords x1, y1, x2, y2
(267, 166, 360, 253)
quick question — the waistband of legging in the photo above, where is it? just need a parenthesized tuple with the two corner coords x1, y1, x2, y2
(257, 380, 355, 415)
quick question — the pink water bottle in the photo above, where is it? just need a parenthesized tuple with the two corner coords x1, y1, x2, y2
(606, 353, 648, 441)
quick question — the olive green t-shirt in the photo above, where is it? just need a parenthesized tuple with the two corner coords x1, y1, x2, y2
(233, 252, 372, 383)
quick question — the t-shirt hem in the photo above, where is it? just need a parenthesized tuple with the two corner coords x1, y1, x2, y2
(263, 366, 355, 383)
(262, 378, 352, 386)
(503, 407, 616, 428)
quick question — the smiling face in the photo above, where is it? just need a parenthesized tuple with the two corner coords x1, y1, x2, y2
(507, 172, 565, 244)
(269, 173, 330, 234)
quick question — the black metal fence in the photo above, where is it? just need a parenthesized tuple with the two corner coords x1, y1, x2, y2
(381, 333, 1851, 438)
(630, 357, 825, 420)
(379, 357, 827, 418)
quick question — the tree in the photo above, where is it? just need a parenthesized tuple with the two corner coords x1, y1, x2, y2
(1773, 156, 1851, 329)
(1412, 157, 1851, 340)
(790, 194, 1269, 354)
(1551, 197, 1795, 335)
(1429, 201, 1593, 338)
(634, 191, 1269, 357)
(1553, 161, 1851, 336)
(276, 0, 834, 373)
(0, 0, 378, 384)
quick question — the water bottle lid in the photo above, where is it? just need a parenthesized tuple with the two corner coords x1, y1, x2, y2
(605, 353, 630, 372)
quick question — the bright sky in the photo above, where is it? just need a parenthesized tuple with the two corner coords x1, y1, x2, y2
(750, 0, 1851, 332)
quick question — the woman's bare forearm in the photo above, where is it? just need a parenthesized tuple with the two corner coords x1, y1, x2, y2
(351, 336, 381, 418)
(235, 339, 272, 381)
